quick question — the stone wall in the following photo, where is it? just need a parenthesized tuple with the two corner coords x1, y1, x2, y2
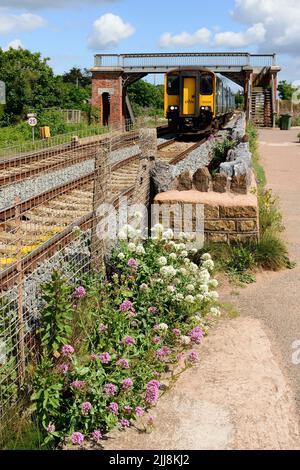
(153, 173, 259, 244)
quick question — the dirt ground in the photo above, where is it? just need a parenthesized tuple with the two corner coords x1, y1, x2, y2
(101, 316, 299, 450)
(98, 129, 300, 451)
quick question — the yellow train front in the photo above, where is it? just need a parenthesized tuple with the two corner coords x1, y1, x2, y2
(164, 68, 235, 133)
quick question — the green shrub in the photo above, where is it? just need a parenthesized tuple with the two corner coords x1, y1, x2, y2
(37, 109, 67, 135)
(31, 224, 220, 447)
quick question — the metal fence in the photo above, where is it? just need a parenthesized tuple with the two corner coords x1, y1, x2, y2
(0, 125, 156, 437)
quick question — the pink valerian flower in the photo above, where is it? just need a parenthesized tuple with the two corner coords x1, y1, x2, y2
(70, 380, 86, 390)
(81, 401, 92, 414)
(153, 371, 161, 378)
(58, 363, 69, 374)
(147, 379, 160, 389)
(61, 344, 75, 356)
(145, 383, 159, 405)
(127, 258, 138, 269)
(72, 304, 77, 310)
(99, 323, 108, 333)
(116, 358, 130, 369)
(124, 405, 132, 413)
(119, 418, 130, 428)
(99, 352, 111, 364)
(90, 353, 97, 361)
(104, 383, 118, 396)
(148, 306, 157, 314)
(152, 336, 161, 344)
(91, 430, 102, 442)
(172, 328, 181, 337)
(71, 432, 85, 445)
(135, 406, 144, 417)
(46, 423, 55, 433)
(187, 351, 200, 364)
(156, 346, 170, 359)
(73, 286, 86, 299)
(119, 300, 134, 312)
(121, 378, 133, 391)
(188, 326, 204, 344)
(122, 335, 136, 346)
(108, 402, 119, 415)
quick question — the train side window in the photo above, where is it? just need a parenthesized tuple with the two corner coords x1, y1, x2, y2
(167, 76, 179, 95)
(200, 74, 213, 95)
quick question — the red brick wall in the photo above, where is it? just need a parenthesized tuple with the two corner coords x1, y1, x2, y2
(91, 72, 124, 128)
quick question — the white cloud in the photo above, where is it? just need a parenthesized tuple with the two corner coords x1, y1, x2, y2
(0, 13, 46, 34)
(0, 0, 116, 8)
(158, 0, 300, 56)
(159, 28, 211, 48)
(214, 23, 265, 48)
(87, 13, 135, 50)
(231, 0, 300, 55)
(3, 39, 25, 51)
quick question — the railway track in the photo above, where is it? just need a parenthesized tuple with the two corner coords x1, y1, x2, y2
(0, 127, 169, 188)
(0, 133, 206, 289)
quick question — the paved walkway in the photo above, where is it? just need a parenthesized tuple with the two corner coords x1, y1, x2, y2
(221, 128, 300, 411)
(100, 128, 300, 450)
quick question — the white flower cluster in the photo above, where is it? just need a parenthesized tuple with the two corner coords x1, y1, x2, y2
(160, 265, 177, 277)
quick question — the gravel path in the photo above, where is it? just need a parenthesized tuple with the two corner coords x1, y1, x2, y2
(220, 128, 300, 414)
(101, 317, 300, 450)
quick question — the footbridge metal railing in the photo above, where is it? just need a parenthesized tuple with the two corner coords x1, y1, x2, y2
(94, 52, 277, 70)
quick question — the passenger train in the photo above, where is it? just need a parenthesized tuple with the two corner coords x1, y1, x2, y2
(164, 68, 235, 133)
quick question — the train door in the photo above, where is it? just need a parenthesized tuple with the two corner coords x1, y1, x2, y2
(182, 77, 196, 115)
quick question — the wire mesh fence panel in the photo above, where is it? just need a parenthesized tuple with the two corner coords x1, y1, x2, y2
(0, 124, 153, 433)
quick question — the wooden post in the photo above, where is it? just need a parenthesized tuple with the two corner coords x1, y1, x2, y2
(91, 139, 111, 272)
(15, 196, 26, 387)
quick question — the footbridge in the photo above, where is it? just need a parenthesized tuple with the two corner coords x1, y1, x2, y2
(91, 52, 280, 128)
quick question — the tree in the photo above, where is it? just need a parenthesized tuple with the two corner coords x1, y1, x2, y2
(62, 67, 91, 88)
(235, 91, 244, 109)
(277, 80, 297, 101)
(127, 80, 164, 110)
(0, 48, 60, 125)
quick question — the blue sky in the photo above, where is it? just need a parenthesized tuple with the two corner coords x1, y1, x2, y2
(0, 0, 299, 82)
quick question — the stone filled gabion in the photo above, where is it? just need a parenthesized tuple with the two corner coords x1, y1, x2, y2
(231, 113, 246, 141)
(1, 230, 91, 335)
(220, 141, 252, 178)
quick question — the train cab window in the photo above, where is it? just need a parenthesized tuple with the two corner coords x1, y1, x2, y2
(200, 74, 213, 95)
(167, 76, 179, 95)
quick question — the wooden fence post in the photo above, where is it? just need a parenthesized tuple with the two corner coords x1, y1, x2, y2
(15, 196, 26, 387)
(91, 139, 111, 272)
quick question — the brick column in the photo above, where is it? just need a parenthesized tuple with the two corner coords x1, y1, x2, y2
(91, 71, 125, 129)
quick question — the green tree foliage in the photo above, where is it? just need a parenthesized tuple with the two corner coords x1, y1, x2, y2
(235, 91, 244, 109)
(128, 80, 164, 109)
(0, 48, 59, 125)
(62, 67, 91, 88)
(0, 48, 92, 126)
(277, 80, 297, 100)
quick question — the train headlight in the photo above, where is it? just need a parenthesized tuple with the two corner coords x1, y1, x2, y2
(169, 106, 178, 111)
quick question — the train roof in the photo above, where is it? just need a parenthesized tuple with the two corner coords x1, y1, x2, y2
(166, 67, 215, 74)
